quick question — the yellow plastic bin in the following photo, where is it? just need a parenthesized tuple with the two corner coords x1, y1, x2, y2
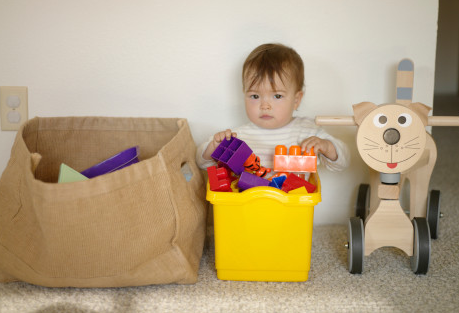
(207, 172, 321, 282)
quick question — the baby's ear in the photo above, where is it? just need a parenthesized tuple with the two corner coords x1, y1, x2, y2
(352, 102, 377, 125)
(409, 102, 431, 126)
(294, 90, 304, 110)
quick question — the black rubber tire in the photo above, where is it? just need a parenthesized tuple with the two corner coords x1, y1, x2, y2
(427, 190, 441, 239)
(348, 217, 364, 274)
(355, 184, 370, 220)
(411, 217, 431, 275)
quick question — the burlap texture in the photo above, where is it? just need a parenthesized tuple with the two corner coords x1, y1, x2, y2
(0, 117, 207, 287)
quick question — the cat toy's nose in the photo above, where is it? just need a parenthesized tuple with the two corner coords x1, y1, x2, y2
(383, 128, 400, 145)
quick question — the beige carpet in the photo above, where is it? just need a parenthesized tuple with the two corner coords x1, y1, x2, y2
(1, 97, 458, 313)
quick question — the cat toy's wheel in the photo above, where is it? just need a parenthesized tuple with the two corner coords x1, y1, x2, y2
(355, 184, 370, 220)
(427, 190, 441, 239)
(411, 217, 431, 275)
(347, 217, 364, 274)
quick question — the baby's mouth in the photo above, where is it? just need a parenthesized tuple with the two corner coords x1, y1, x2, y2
(387, 163, 398, 169)
(260, 115, 273, 120)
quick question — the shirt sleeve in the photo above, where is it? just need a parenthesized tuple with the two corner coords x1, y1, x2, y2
(195, 137, 217, 170)
(317, 132, 350, 172)
(297, 117, 350, 172)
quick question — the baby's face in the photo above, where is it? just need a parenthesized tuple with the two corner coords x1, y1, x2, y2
(244, 74, 303, 129)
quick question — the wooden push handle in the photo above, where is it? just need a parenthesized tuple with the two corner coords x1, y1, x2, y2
(427, 116, 459, 126)
(315, 116, 356, 126)
(315, 116, 459, 126)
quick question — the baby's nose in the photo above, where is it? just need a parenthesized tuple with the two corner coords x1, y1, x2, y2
(260, 99, 271, 109)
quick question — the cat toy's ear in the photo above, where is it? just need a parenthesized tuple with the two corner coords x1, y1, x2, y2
(352, 102, 377, 125)
(409, 102, 431, 126)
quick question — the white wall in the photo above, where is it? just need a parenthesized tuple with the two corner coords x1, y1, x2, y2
(0, 0, 439, 225)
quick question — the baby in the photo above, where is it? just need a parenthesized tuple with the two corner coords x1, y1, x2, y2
(196, 43, 349, 173)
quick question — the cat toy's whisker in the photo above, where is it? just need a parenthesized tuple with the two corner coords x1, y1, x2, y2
(404, 136, 419, 145)
(364, 137, 380, 146)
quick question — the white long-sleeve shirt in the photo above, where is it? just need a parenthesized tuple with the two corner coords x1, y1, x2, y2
(196, 117, 350, 172)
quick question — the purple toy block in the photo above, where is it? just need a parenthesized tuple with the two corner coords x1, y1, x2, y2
(238, 172, 270, 191)
(81, 146, 139, 178)
(211, 137, 252, 175)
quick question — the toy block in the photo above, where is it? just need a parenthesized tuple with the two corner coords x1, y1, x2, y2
(237, 172, 270, 191)
(58, 163, 88, 183)
(81, 146, 139, 178)
(281, 174, 316, 193)
(211, 137, 253, 175)
(269, 175, 287, 189)
(288, 187, 309, 194)
(274, 145, 317, 173)
(207, 166, 232, 192)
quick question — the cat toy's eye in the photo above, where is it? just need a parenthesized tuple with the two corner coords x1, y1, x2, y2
(397, 113, 412, 127)
(373, 113, 388, 128)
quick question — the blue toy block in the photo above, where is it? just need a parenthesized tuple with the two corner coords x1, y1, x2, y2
(269, 175, 287, 189)
(211, 137, 253, 175)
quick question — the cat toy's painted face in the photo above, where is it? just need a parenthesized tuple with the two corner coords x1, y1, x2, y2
(355, 103, 428, 174)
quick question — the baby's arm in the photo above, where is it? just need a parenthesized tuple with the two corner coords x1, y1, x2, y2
(300, 136, 338, 161)
(202, 129, 237, 160)
(294, 117, 349, 171)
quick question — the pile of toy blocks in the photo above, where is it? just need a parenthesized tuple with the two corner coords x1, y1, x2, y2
(207, 137, 317, 194)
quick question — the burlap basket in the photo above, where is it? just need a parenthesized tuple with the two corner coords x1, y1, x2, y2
(0, 116, 207, 287)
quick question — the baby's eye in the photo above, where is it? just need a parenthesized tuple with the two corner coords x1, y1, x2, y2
(250, 94, 259, 99)
(274, 94, 283, 99)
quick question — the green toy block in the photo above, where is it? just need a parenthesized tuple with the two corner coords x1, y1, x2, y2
(58, 163, 88, 183)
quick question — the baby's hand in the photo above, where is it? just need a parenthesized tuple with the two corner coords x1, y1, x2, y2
(301, 136, 338, 161)
(212, 129, 237, 146)
(203, 129, 237, 160)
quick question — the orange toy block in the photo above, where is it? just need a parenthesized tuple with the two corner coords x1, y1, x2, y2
(274, 145, 317, 173)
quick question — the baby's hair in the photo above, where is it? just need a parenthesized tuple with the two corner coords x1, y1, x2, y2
(242, 43, 304, 92)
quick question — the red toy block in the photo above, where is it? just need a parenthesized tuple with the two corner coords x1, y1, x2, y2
(274, 145, 317, 173)
(281, 173, 316, 193)
(207, 166, 232, 192)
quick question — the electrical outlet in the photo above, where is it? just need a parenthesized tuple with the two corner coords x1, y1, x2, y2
(1, 86, 28, 131)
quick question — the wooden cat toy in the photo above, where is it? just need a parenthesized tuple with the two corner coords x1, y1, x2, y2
(315, 59, 459, 274)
